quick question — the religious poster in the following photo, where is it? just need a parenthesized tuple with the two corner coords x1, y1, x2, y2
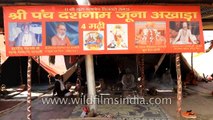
(107, 24, 128, 50)
(83, 31, 104, 50)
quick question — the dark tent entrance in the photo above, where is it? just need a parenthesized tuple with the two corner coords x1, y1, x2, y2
(92, 55, 137, 87)
(77, 54, 191, 96)
(0, 54, 191, 93)
(1, 57, 49, 87)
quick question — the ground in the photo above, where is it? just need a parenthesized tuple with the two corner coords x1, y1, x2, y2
(0, 101, 22, 112)
(0, 81, 212, 120)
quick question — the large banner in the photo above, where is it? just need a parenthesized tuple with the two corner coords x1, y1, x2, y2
(3, 5, 204, 56)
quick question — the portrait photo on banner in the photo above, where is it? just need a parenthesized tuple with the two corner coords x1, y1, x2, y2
(170, 21, 200, 45)
(8, 22, 42, 47)
(135, 21, 166, 46)
(46, 22, 79, 46)
(107, 24, 128, 50)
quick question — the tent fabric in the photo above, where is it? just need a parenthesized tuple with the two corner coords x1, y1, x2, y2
(182, 50, 213, 77)
(0, 34, 8, 64)
(63, 63, 78, 82)
(63, 56, 84, 82)
(32, 56, 58, 76)
(34, 56, 68, 76)
(33, 55, 84, 82)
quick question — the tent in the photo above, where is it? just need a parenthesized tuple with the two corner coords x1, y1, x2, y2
(0, 34, 82, 86)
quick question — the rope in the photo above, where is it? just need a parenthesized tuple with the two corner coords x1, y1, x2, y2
(176, 54, 182, 120)
(27, 57, 32, 120)
(76, 57, 82, 96)
(137, 55, 145, 96)
(141, 55, 145, 96)
(77, 61, 82, 81)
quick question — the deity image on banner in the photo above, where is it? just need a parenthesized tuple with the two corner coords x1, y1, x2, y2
(169, 21, 200, 45)
(107, 24, 128, 50)
(83, 31, 104, 50)
(46, 21, 79, 46)
(135, 21, 166, 46)
(8, 22, 42, 47)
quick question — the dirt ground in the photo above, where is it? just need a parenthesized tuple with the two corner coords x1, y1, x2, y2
(0, 101, 22, 112)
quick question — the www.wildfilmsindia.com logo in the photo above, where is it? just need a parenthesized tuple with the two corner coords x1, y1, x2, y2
(41, 95, 172, 105)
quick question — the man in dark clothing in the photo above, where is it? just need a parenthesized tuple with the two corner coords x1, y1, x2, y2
(53, 74, 70, 97)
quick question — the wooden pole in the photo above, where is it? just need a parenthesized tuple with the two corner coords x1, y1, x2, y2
(19, 57, 23, 85)
(27, 57, 32, 120)
(153, 54, 166, 77)
(37, 56, 41, 84)
(191, 53, 193, 71)
(141, 55, 145, 96)
(136, 55, 139, 81)
(176, 54, 182, 120)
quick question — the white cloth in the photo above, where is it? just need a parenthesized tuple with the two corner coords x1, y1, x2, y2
(65, 92, 71, 96)
(173, 29, 197, 44)
(55, 79, 65, 91)
(53, 55, 67, 74)
(21, 33, 33, 46)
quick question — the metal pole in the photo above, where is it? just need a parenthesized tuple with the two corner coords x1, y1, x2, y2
(176, 54, 182, 120)
(27, 57, 32, 120)
(76, 0, 95, 113)
(85, 55, 97, 113)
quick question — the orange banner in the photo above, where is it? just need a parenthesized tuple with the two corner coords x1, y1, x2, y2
(3, 5, 204, 56)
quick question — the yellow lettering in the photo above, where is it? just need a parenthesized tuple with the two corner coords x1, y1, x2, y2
(31, 9, 54, 19)
(81, 24, 86, 29)
(9, 9, 27, 20)
(116, 12, 146, 22)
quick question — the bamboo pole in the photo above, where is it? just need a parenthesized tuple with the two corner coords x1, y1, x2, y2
(38, 56, 41, 84)
(136, 55, 139, 81)
(176, 54, 182, 120)
(191, 53, 194, 73)
(137, 55, 145, 96)
(141, 55, 145, 96)
(27, 57, 32, 120)
(19, 57, 23, 85)
(153, 54, 166, 77)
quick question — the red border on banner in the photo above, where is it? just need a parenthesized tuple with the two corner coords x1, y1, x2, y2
(3, 5, 204, 56)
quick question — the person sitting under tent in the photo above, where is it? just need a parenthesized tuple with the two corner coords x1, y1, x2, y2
(53, 74, 71, 97)
(184, 70, 197, 86)
(121, 68, 136, 90)
(96, 78, 107, 93)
